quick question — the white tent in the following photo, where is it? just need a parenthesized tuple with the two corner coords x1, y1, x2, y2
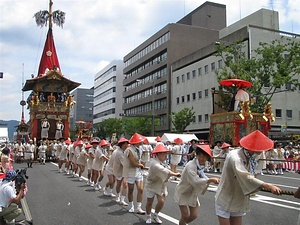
(144, 136, 157, 145)
(161, 133, 198, 144)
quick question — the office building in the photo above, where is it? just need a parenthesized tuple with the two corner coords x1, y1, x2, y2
(70, 88, 94, 130)
(93, 60, 124, 124)
(122, 2, 227, 134)
(171, 8, 300, 139)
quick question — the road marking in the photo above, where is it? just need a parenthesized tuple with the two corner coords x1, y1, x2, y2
(152, 209, 179, 224)
(252, 195, 300, 211)
(50, 162, 180, 224)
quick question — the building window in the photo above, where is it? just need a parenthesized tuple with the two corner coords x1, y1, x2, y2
(286, 109, 292, 119)
(192, 116, 196, 123)
(192, 93, 196, 100)
(205, 114, 209, 122)
(204, 65, 208, 74)
(176, 76, 180, 84)
(204, 89, 209, 97)
(187, 94, 190, 102)
(198, 91, 202, 99)
(181, 74, 185, 82)
(198, 67, 202, 76)
(275, 109, 282, 118)
(218, 59, 223, 68)
(177, 97, 180, 104)
(198, 115, 202, 123)
(181, 96, 185, 103)
(192, 70, 196, 78)
(211, 62, 215, 71)
(187, 72, 190, 80)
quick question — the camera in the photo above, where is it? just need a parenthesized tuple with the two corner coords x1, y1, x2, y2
(14, 168, 28, 193)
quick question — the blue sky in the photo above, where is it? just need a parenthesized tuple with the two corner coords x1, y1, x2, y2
(0, 0, 299, 121)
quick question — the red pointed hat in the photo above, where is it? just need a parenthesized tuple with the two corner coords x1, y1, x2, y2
(195, 144, 212, 158)
(65, 139, 71, 145)
(77, 140, 84, 145)
(118, 137, 129, 144)
(239, 130, 274, 152)
(143, 138, 150, 145)
(221, 142, 231, 149)
(155, 136, 162, 142)
(174, 138, 183, 145)
(91, 139, 99, 144)
(99, 139, 109, 146)
(129, 133, 146, 145)
(152, 144, 172, 154)
(85, 143, 92, 149)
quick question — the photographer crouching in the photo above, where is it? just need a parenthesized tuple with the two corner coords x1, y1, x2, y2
(0, 170, 26, 225)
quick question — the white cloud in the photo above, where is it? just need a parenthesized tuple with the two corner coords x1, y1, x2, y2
(0, 0, 299, 121)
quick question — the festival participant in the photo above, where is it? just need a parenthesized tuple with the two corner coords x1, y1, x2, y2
(141, 139, 152, 167)
(174, 144, 219, 225)
(77, 143, 89, 181)
(265, 146, 278, 175)
(58, 138, 69, 173)
(213, 141, 222, 173)
(215, 142, 231, 173)
(170, 138, 183, 180)
(275, 143, 285, 175)
(103, 144, 116, 197)
(145, 145, 181, 224)
(234, 85, 249, 111)
(91, 140, 109, 191)
(55, 119, 64, 140)
(51, 140, 58, 161)
(66, 140, 74, 175)
(24, 140, 35, 168)
(123, 133, 146, 214)
(113, 137, 129, 206)
(72, 140, 83, 177)
(38, 142, 47, 165)
(187, 139, 198, 161)
(0, 170, 26, 224)
(41, 118, 50, 139)
(87, 139, 98, 185)
(215, 130, 282, 225)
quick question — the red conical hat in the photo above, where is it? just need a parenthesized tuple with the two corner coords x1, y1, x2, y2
(155, 136, 162, 142)
(221, 142, 231, 149)
(77, 140, 84, 145)
(143, 138, 150, 145)
(195, 144, 212, 158)
(91, 139, 99, 144)
(65, 139, 71, 145)
(129, 133, 145, 145)
(174, 138, 183, 145)
(240, 130, 273, 152)
(99, 139, 109, 146)
(152, 144, 172, 154)
(85, 143, 92, 149)
(118, 137, 129, 144)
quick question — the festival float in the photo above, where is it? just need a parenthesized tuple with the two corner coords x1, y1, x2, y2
(22, 0, 80, 141)
(210, 78, 275, 146)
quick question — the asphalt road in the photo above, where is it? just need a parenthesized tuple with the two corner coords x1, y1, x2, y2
(13, 162, 300, 225)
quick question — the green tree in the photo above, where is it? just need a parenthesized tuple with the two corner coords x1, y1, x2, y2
(93, 118, 124, 139)
(123, 117, 158, 136)
(215, 37, 300, 112)
(170, 107, 195, 133)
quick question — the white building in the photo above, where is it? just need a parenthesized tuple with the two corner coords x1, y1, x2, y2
(171, 8, 300, 140)
(93, 60, 124, 124)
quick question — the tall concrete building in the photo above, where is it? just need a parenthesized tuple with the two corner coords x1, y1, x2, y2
(70, 88, 94, 130)
(171, 8, 300, 140)
(122, 2, 227, 135)
(93, 60, 124, 125)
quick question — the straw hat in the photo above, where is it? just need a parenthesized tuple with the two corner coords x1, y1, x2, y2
(174, 138, 183, 145)
(152, 144, 172, 154)
(129, 133, 145, 145)
(195, 144, 212, 158)
(155, 136, 162, 142)
(239, 130, 273, 152)
(221, 142, 231, 149)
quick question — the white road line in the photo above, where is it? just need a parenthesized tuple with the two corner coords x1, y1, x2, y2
(50, 162, 180, 224)
(151, 209, 179, 224)
(252, 195, 300, 211)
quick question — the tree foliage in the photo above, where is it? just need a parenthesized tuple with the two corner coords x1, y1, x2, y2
(170, 107, 195, 133)
(215, 37, 300, 112)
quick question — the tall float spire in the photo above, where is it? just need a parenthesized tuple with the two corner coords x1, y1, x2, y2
(34, 0, 65, 77)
